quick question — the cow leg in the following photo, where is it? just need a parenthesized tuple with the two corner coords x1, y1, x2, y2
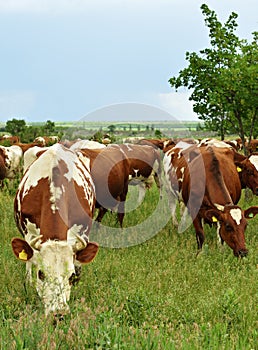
(96, 207, 108, 223)
(154, 172, 162, 198)
(193, 216, 205, 253)
(117, 188, 128, 227)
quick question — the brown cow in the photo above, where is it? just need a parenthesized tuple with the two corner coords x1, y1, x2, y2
(111, 143, 162, 200)
(11, 144, 98, 317)
(164, 144, 258, 256)
(78, 146, 130, 227)
(0, 135, 20, 145)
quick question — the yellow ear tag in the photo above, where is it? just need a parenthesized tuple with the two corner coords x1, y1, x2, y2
(19, 249, 28, 261)
(237, 166, 242, 172)
(212, 216, 218, 222)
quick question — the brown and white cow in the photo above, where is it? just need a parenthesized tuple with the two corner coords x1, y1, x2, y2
(164, 144, 258, 256)
(233, 150, 258, 195)
(78, 146, 130, 227)
(110, 143, 162, 202)
(0, 145, 23, 180)
(33, 136, 59, 146)
(11, 143, 99, 316)
(0, 134, 20, 145)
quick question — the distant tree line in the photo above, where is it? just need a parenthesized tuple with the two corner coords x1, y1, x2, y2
(0, 118, 62, 143)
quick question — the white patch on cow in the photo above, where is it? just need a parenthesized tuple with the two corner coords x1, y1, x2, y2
(24, 219, 41, 238)
(70, 139, 105, 151)
(23, 146, 48, 173)
(178, 167, 185, 182)
(124, 143, 133, 152)
(230, 208, 242, 225)
(249, 155, 258, 171)
(133, 168, 139, 177)
(34, 136, 46, 145)
(50, 182, 63, 212)
(34, 240, 75, 315)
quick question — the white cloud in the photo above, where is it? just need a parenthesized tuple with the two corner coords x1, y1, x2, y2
(158, 91, 199, 121)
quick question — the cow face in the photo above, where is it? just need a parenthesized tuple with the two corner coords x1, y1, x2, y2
(235, 159, 258, 195)
(11, 237, 98, 316)
(205, 205, 258, 257)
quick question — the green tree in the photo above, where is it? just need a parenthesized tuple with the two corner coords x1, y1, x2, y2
(5, 118, 27, 135)
(169, 4, 258, 154)
(107, 124, 116, 133)
(42, 120, 55, 135)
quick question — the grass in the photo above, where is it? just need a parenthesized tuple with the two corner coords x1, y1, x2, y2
(0, 183, 257, 349)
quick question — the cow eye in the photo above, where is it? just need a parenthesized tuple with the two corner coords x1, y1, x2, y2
(247, 169, 254, 175)
(38, 270, 45, 281)
(69, 273, 76, 285)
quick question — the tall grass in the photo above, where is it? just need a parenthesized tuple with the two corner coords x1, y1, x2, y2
(0, 184, 257, 349)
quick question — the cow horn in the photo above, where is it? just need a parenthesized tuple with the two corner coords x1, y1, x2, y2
(214, 203, 225, 211)
(30, 235, 43, 250)
(73, 234, 88, 252)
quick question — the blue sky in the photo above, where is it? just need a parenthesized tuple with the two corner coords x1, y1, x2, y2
(0, 0, 257, 123)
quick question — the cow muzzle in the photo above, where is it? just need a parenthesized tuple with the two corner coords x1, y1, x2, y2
(234, 249, 248, 258)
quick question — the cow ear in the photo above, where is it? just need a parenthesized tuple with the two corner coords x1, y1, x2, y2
(11, 238, 34, 262)
(75, 242, 99, 264)
(205, 209, 222, 224)
(244, 206, 258, 219)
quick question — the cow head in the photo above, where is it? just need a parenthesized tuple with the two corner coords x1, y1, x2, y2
(11, 235, 98, 317)
(235, 158, 258, 195)
(205, 205, 258, 257)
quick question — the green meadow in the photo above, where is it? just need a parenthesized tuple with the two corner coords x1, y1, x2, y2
(0, 182, 257, 349)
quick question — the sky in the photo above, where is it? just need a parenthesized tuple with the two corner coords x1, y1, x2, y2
(0, 0, 257, 123)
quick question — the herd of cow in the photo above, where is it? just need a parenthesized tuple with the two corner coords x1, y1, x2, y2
(0, 134, 258, 319)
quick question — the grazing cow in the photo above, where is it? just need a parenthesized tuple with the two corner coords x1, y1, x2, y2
(232, 150, 258, 196)
(198, 142, 258, 196)
(112, 143, 162, 202)
(164, 144, 258, 256)
(11, 144, 99, 316)
(78, 146, 130, 227)
(0, 145, 23, 179)
(0, 135, 20, 145)
(70, 139, 106, 151)
(33, 136, 59, 146)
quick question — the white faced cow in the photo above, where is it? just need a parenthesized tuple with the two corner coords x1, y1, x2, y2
(11, 143, 99, 317)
